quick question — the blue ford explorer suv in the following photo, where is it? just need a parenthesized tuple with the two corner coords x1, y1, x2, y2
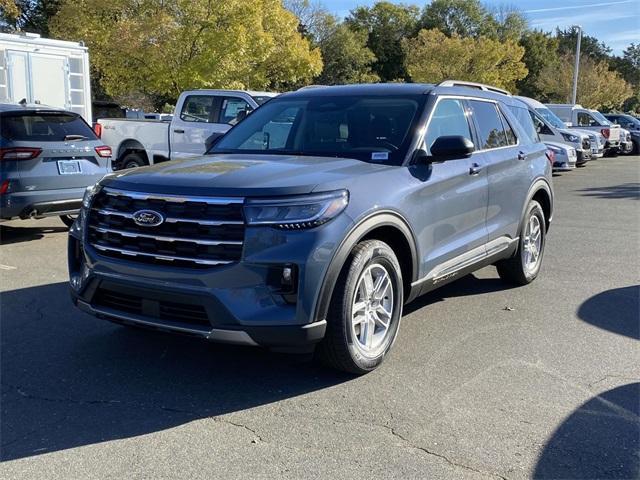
(69, 81, 553, 374)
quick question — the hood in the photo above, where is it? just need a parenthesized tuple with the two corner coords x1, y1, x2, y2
(101, 153, 394, 197)
(558, 128, 587, 140)
(545, 141, 573, 153)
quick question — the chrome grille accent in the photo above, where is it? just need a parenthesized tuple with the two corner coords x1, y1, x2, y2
(88, 187, 245, 268)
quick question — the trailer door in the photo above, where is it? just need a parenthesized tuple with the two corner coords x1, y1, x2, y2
(7, 50, 29, 102)
(30, 53, 67, 108)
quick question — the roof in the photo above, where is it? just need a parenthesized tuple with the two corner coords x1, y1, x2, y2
(285, 83, 435, 98)
(514, 95, 546, 109)
(0, 102, 66, 113)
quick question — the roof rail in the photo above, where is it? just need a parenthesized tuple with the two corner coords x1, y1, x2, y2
(437, 80, 511, 96)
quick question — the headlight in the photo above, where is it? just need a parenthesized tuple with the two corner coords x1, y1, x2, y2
(547, 145, 562, 154)
(82, 183, 101, 208)
(561, 133, 579, 143)
(244, 190, 349, 229)
(70, 184, 101, 236)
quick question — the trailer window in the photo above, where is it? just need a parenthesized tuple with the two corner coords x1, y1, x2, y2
(0, 112, 97, 142)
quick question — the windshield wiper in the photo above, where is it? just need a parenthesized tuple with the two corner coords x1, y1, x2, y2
(64, 134, 89, 141)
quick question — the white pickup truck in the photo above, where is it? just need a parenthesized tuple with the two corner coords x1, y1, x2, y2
(545, 104, 621, 155)
(96, 90, 278, 169)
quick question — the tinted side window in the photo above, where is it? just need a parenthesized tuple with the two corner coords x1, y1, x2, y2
(180, 96, 215, 123)
(469, 100, 507, 149)
(0, 112, 97, 141)
(508, 105, 539, 144)
(424, 98, 473, 152)
(219, 97, 251, 125)
(577, 112, 598, 127)
(498, 108, 517, 145)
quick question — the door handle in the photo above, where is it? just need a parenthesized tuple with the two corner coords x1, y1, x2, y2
(518, 151, 527, 161)
(469, 163, 482, 175)
(173, 129, 185, 134)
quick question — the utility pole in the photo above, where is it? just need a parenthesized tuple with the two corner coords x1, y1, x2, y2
(571, 25, 582, 105)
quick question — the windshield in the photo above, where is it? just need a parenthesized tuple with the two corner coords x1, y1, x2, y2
(212, 95, 425, 165)
(590, 110, 612, 126)
(535, 107, 566, 129)
(0, 112, 98, 142)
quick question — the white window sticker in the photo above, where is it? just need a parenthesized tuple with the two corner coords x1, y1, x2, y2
(371, 152, 389, 161)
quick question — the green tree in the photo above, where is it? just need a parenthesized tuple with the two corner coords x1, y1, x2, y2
(556, 28, 612, 61)
(346, 2, 420, 82)
(516, 30, 560, 98)
(419, 0, 527, 41)
(51, 0, 322, 102)
(403, 28, 528, 91)
(535, 53, 632, 110)
(1, 0, 62, 35)
(316, 20, 378, 85)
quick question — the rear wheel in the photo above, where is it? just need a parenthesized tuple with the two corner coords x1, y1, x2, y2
(496, 200, 546, 285)
(59, 215, 77, 228)
(317, 240, 403, 374)
(119, 152, 147, 170)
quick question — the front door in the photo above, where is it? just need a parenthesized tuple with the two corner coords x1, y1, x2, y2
(415, 97, 489, 280)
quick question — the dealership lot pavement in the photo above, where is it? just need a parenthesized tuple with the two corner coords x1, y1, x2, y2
(1, 156, 639, 479)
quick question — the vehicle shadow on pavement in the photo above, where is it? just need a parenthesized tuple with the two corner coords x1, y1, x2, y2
(0, 282, 352, 461)
(403, 273, 516, 315)
(577, 183, 640, 200)
(533, 382, 640, 479)
(577, 285, 640, 340)
(0, 224, 68, 245)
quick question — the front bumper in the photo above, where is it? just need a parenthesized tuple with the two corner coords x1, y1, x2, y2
(0, 187, 84, 220)
(68, 211, 354, 349)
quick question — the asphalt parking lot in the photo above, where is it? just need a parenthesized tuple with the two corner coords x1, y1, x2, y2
(1, 156, 639, 479)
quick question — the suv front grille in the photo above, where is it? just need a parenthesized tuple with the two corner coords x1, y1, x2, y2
(87, 188, 245, 268)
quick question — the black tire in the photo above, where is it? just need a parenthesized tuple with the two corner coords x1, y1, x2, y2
(631, 141, 639, 155)
(59, 215, 77, 228)
(496, 200, 546, 286)
(317, 239, 403, 375)
(119, 152, 147, 170)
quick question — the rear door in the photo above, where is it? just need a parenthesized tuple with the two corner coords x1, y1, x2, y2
(0, 111, 109, 192)
(30, 54, 68, 108)
(468, 99, 532, 242)
(170, 94, 254, 159)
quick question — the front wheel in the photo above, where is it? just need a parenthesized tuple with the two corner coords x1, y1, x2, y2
(317, 240, 403, 374)
(496, 200, 546, 285)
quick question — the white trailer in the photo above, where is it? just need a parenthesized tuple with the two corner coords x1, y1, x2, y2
(0, 32, 92, 123)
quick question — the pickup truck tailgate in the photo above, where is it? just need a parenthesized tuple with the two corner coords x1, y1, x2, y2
(608, 125, 621, 142)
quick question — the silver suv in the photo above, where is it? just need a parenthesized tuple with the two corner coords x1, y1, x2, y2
(0, 103, 112, 226)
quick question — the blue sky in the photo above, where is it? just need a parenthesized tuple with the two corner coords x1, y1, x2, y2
(324, 0, 640, 55)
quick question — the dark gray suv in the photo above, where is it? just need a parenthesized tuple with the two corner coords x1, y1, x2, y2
(0, 104, 112, 226)
(69, 82, 553, 374)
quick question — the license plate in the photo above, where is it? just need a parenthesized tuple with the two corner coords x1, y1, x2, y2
(57, 160, 82, 175)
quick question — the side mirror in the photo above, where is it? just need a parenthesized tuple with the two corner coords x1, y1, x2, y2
(427, 136, 475, 161)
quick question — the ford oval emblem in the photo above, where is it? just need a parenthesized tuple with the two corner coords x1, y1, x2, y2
(132, 209, 164, 227)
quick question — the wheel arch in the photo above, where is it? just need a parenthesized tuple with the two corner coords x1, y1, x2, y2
(313, 211, 419, 324)
(528, 179, 553, 232)
(116, 139, 149, 165)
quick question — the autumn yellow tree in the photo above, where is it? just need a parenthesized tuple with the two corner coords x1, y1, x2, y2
(403, 28, 527, 91)
(50, 0, 322, 99)
(535, 53, 632, 110)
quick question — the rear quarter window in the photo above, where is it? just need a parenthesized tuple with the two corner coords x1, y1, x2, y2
(0, 112, 97, 142)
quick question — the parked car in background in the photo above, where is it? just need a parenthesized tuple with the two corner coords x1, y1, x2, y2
(0, 32, 93, 123)
(96, 90, 278, 169)
(514, 96, 591, 166)
(545, 104, 621, 155)
(617, 128, 634, 155)
(0, 103, 112, 227)
(69, 81, 553, 374)
(603, 113, 640, 154)
(545, 141, 577, 171)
